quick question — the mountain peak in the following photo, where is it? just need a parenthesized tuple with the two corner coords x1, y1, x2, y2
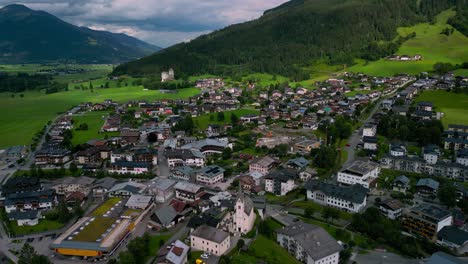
(0, 4, 32, 13)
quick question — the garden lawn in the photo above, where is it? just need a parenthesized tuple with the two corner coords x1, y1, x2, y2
(71, 111, 119, 145)
(231, 235, 300, 264)
(194, 108, 260, 130)
(415, 90, 468, 127)
(149, 234, 173, 256)
(0, 87, 199, 149)
(8, 219, 64, 235)
(348, 9, 468, 76)
(91, 197, 121, 217)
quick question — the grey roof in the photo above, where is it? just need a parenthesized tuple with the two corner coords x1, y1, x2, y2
(277, 222, 342, 261)
(427, 252, 467, 264)
(191, 225, 229, 243)
(251, 196, 266, 210)
(7, 210, 40, 220)
(174, 181, 202, 193)
(61, 176, 95, 186)
(147, 178, 176, 191)
(198, 165, 225, 178)
(416, 178, 439, 190)
(265, 168, 298, 182)
(286, 157, 310, 169)
(93, 177, 117, 189)
(154, 206, 178, 226)
(181, 138, 228, 150)
(411, 203, 451, 221)
(165, 240, 189, 264)
(340, 160, 379, 177)
(108, 181, 145, 194)
(253, 156, 276, 167)
(305, 180, 368, 204)
(438, 226, 468, 246)
(393, 175, 410, 186)
(125, 195, 153, 208)
(363, 136, 378, 143)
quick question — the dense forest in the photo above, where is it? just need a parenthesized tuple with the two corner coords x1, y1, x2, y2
(448, 1, 468, 36)
(113, 0, 464, 79)
(0, 73, 65, 93)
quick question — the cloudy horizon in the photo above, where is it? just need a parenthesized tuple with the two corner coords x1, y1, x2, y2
(0, 0, 289, 47)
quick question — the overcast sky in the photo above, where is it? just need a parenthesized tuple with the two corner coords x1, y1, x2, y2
(0, 0, 288, 47)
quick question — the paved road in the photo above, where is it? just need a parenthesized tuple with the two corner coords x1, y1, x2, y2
(352, 251, 421, 264)
(342, 98, 384, 169)
(157, 147, 170, 178)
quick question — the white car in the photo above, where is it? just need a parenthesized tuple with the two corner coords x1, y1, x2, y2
(200, 253, 210, 259)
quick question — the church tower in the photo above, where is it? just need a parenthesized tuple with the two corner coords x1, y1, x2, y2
(234, 183, 255, 234)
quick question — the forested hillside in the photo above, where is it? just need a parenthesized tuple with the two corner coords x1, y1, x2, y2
(113, 0, 464, 79)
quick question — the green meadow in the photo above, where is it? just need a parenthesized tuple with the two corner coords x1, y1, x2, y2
(0, 86, 199, 149)
(193, 108, 260, 130)
(415, 90, 468, 127)
(348, 9, 468, 76)
(71, 111, 120, 145)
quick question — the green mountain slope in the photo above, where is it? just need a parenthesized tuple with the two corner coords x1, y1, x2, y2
(113, 0, 465, 79)
(0, 4, 161, 64)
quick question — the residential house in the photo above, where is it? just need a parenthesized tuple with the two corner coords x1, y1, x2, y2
(337, 160, 380, 189)
(249, 156, 277, 176)
(294, 140, 321, 154)
(276, 222, 342, 264)
(166, 149, 205, 168)
(196, 165, 225, 185)
(403, 203, 452, 241)
(52, 176, 95, 197)
(437, 226, 468, 254)
(92, 177, 117, 200)
(146, 178, 177, 203)
(416, 178, 439, 196)
(108, 181, 146, 197)
(285, 157, 310, 171)
(108, 161, 151, 175)
(392, 175, 410, 193)
(174, 182, 204, 202)
(305, 180, 368, 213)
(7, 210, 42, 227)
(362, 123, 377, 137)
(265, 168, 299, 196)
(4, 189, 57, 213)
(171, 166, 195, 182)
(155, 240, 189, 264)
(190, 225, 230, 256)
(379, 198, 404, 220)
(363, 136, 378, 151)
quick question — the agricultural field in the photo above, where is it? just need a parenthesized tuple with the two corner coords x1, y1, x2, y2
(0, 86, 199, 149)
(193, 108, 260, 130)
(71, 111, 119, 146)
(415, 90, 468, 127)
(348, 9, 468, 76)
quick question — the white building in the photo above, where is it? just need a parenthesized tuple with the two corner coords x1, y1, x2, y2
(456, 149, 468, 166)
(166, 149, 205, 168)
(161, 68, 175, 82)
(305, 180, 368, 213)
(249, 156, 277, 176)
(190, 225, 230, 256)
(146, 178, 176, 203)
(233, 187, 256, 234)
(363, 136, 378, 151)
(174, 182, 203, 202)
(52, 176, 95, 196)
(196, 166, 225, 185)
(7, 210, 42, 227)
(362, 123, 377, 138)
(277, 222, 342, 264)
(108, 161, 150, 175)
(337, 160, 380, 189)
(378, 198, 404, 220)
(265, 168, 298, 196)
(390, 143, 407, 156)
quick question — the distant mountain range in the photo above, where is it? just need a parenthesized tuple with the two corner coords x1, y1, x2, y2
(113, 0, 466, 79)
(0, 4, 161, 64)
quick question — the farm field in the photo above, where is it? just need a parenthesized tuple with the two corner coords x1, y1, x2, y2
(348, 9, 468, 76)
(71, 111, 119, 146)
(0, 86, 200, 149)
(415, 90, 468, 127)
(193, 108, 260, 130)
